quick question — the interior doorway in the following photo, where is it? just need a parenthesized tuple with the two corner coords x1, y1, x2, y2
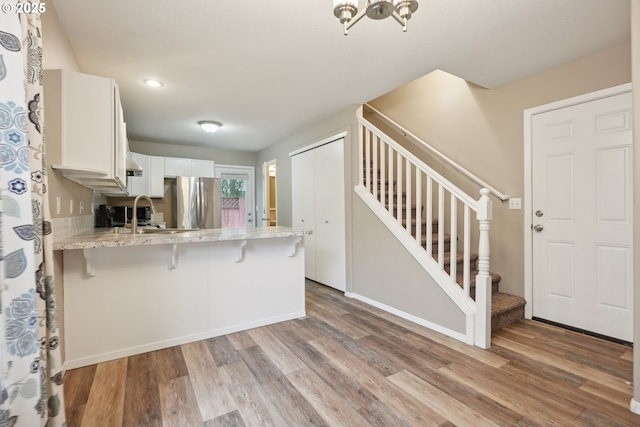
(263, 160, 277, 226)
(215, 165, 255, 228)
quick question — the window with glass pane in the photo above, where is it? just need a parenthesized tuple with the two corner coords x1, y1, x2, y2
(221, 174, 248, 228)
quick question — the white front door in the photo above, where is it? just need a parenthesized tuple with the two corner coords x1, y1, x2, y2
(531, 91, 633, 342)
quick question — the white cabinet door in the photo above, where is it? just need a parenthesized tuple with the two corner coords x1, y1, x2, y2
(164, 157, 190, 177)
(59, 70, 114, 175)
(127, 152, 150, 196)
(191, 159, 215, 178)
(113, 85, 127, 188)
(127, 153, 165, 198)
(292, 149, 316, 280)
(149, 156, 165, 197)
(44, 70, 127, 193)
(314, 140, 345, 291)
(164, 157, 214, 177)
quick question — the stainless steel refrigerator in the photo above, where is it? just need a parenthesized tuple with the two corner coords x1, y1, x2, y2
(175, 177, 221, 229)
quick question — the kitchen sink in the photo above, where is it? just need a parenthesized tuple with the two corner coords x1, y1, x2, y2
(137, 227, 196, 234)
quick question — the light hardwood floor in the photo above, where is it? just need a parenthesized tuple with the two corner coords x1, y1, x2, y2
(64, 280, 639, 427)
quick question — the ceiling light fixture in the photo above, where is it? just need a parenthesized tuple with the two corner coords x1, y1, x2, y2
(333, 0, 418, 35)
(198, 120, 222, 134)
(144, 79, 164, 87)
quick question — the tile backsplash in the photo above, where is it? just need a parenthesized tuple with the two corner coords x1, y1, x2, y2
(52, 215, 94, 242)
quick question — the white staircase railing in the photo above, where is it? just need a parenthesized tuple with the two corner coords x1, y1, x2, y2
(364, 103, 509, 202)
(355, 106, 493, 348)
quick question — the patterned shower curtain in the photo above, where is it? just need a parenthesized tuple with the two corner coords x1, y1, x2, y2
(0, 2, 67, 426)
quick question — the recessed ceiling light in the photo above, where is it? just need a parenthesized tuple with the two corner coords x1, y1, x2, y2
(144, 79, 164, 87)
(198, 120, 222, 133)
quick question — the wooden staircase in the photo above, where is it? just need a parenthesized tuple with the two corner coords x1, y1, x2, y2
(366, 166, 526, 332)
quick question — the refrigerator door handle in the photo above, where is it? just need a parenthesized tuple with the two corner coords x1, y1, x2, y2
(196, 179, 203, 229)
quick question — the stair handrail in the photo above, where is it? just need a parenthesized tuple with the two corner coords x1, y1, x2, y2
(359, 114, 479, 209)
(364, 103, 510, 202)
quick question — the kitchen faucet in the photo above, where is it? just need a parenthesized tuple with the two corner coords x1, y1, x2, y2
(132, 195, 156, 235)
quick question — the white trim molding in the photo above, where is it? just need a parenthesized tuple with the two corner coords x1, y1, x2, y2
(288, 131, 349, 157)
(630, 398, 640, 415)
(345, 291, 468, 343)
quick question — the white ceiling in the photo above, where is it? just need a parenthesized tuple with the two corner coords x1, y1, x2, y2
(51, 0, 630, 152)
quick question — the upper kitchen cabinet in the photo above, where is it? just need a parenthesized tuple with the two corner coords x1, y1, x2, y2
(127, 153, 165, 198)
(44, 69, 127, 194)
(164, 157, 215, 178)
(190, 159, 215, 178)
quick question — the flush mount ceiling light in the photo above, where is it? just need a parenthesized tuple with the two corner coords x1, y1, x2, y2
(333, 0, 419, 35)
(198, 120, 222, 134)
(144, 79, 164, 87)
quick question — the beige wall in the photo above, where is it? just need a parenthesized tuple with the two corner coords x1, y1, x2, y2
(352, 196, 466, 332)
(256, 104, 357, 298)
(255, 104, 467, 330)
(368, 42, 631, 298)
(42, 3, 86, 364)
(254, 43, 633, 338)
(632, 0, 640, 411)
(42, 4, 94, 220)
(256, 105, 358, 228)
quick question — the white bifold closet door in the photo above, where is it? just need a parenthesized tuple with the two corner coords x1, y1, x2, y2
(291, 138, 346, 291)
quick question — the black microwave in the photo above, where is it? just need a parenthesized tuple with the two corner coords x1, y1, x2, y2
(112, 206, 151, 226)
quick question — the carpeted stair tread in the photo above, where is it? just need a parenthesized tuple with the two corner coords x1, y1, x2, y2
(389, 203, 420, 216)
(456, 271, 501, 296)
(436, 251, 479, 268)
(363, 175, 396, 187)
(491, 292, 526, 331)
(421, 233, 451, 247)
(491, 292, 526, 316)
(378, 191, 407, 202)
(401, 218, 439, 234)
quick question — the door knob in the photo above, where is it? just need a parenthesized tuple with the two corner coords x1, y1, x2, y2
(533, 224, 544, 232)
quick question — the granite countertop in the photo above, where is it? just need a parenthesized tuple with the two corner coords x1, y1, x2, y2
(53, 226, 312, 250)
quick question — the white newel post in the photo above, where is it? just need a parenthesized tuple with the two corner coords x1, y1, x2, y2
(475, 188, 492, 349)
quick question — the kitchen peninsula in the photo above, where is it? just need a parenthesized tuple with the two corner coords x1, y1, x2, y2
(54, 226, 310, 369)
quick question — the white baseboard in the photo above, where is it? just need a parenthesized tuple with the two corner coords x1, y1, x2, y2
(345, 292, 467, 343)
(631, 398, 640, 415)
(63, 310, 306, 370)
